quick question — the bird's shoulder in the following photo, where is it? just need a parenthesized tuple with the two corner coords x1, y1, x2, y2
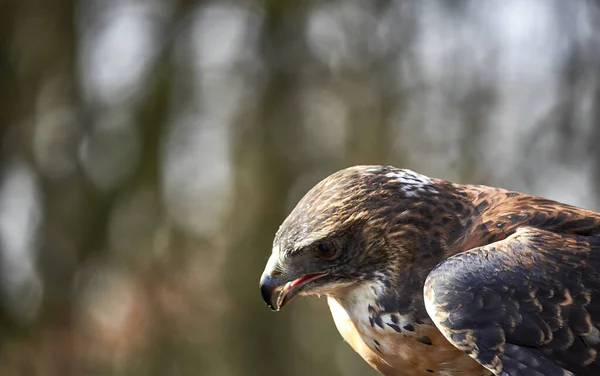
(426, 227, 600, 375)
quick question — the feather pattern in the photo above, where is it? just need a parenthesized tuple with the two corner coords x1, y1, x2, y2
(425, 227, 600, 375)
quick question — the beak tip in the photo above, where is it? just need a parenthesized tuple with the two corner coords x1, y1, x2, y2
(260, 272, 280, 311)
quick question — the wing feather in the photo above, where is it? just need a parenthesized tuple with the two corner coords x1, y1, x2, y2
(424, 227, 600, 376)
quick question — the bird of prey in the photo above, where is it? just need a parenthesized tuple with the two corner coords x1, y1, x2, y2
(259, 165, 600, 376)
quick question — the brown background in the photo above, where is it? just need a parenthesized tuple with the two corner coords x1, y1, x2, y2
(0, 0, 599, 375)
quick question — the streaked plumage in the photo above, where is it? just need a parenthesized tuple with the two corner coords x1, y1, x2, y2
(259, 165, 600, 376)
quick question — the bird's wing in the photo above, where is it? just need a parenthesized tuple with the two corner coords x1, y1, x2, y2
(424, 227, 600, 376)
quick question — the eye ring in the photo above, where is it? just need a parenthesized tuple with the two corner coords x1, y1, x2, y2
(314, 241, 339, 260)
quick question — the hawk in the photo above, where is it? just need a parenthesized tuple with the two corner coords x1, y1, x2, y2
(259, 165, 600, 376)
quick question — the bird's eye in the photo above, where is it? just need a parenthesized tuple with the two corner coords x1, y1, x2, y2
(314, 241, 339, 259)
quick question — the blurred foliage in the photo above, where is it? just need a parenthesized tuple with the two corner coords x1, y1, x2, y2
(1, 0, 600, 375)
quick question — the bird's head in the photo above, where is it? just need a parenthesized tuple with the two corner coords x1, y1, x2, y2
(259, 165, 453, 311)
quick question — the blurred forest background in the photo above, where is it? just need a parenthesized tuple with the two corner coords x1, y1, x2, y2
(1, 0, 600, 375)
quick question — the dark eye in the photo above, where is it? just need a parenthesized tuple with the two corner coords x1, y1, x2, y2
(314, 241, 338, 259)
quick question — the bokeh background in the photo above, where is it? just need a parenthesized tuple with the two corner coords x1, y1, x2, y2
(1, 0, 600, 375)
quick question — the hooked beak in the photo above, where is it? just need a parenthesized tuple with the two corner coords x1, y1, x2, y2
(259, 254, 328, 311)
